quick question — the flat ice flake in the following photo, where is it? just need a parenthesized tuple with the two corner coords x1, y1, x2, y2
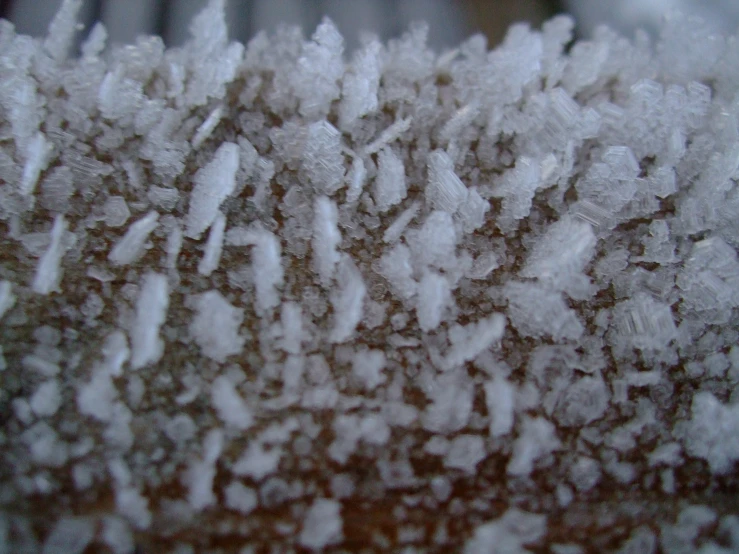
(183, 429, 223, 512)
(383, 201, 420, 243)
(232, 228, 284, 314)
(44, 0, 83, 63)
(555, 375, 609, 427)
(610, 293, 677, 353)
(81, 21, 107, 59)
(677, 237, 739, 324)
(33, 215, 68, 295)
(129, 273, 169, 370)
(30, 379, 62, 417)
(211, 376, 253, 430)
(198, 211, 226, 276)
(189, 290, 244, 362)
(224, 481, 258, 515)
(345, 157, 366, 204)
(101, 516, 134, 554)
(484, 376, 516, 437)
(576, 147, 639, 214)
(279, 302, 304, 355)
(165, 223, 183, 270)
(101, 331, 131, 377)
(416, 271, 451, 332)
(507, 416, 561, 477)
(422, 373, 474, 434)
(19, 132, 51, 196)
(102, 196, 131, 228)
(426, 150, 468, 213)
(444, 314, 506, 369)
(183, 0, 244, 107)
(408, 210, 458, 270)
(184, 142, 239, 239)
(329, 255, 366, 343)
(114, 487, 151, 530)
(373, 147, 407, 212)
(339, 39, 382, 129)
(108, 211, 159, 266)
(616, 527, 656, 554)
(191, 105, 223, 149)
(364, 117, 413, 156)
(312, 196, 342, 286)
(233, 442, 281, 480)
(491, 157, 542, 232)
(522, 216, 596, 292)
(299, 498, 343, 551)
(351, 349, 386, 390)
(468, 251, 501, 280)
(465, 509, 547, 554)
(303, 120, 345, 196)
(76, 370, 116, 422)
(680, 392, 739, 475)
(457, 188, 489, 233)
(0, 280, 16, 320)
(294, 19, 344, 119)
(375, 243, 418, 300)
(444, 435, 486, 473)
(504, 282, 584, 341)
(42, 517, 95, 554)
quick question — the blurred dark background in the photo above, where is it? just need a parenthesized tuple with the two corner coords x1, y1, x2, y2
(0, 0, 737, 52)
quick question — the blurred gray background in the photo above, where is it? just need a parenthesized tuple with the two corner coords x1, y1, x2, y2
(0, 0, 738, 52)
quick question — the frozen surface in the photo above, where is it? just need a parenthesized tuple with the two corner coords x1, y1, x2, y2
(1, 2, 739, 552)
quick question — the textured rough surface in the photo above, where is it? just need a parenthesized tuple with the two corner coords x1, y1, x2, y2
(1, 2, 739, 553)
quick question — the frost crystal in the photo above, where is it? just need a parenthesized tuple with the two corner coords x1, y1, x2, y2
(299, 498, 343, 551)
(108, 211, 159, 266)
(32, 216, 68, 295)
(185, 142, 239, 239)
(4, 2, 739, 549)
(130, 273, 169, 370)
(189, 290, 244, 362)
(426, 150, 468, 213)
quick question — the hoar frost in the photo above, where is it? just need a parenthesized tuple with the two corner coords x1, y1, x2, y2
(3, 1, 739, 552)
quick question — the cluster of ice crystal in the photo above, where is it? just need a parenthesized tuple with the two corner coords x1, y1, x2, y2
(1, 1, 739, 551)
